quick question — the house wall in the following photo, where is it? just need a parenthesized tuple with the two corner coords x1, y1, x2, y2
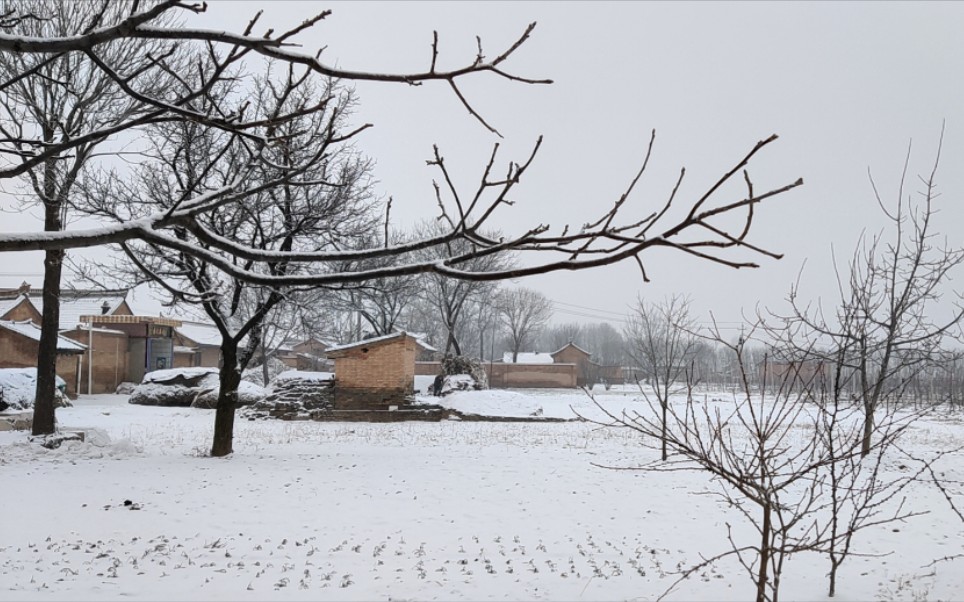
(552, 345, 590, 365)
(552, 345, 595, 386)
(58, 355, 79, 397)
(0, 329, 82, 397)
(198, 346, 221, 368)
(62, 329, 129, 394)
(293, 339, 328, 357)
(0, 299, 42, 324)
(0, 328, 36, 370)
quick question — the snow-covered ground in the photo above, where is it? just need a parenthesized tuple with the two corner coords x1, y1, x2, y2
(1, 388, 963, 601)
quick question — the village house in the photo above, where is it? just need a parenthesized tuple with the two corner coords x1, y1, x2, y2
(0, 284, 184, 394)
(0, 319, 86, 395)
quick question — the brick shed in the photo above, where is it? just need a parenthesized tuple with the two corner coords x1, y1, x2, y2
(326, 332, 418, 410)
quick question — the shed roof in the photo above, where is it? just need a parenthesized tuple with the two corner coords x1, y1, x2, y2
(326, 331, 418, 358)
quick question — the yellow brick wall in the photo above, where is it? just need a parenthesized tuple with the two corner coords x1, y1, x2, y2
(334, 338, 416, 392)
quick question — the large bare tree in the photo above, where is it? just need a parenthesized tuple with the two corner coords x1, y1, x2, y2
(0, 0, 182, 435)
(625, 294, 698, 460)
(86, 65, 377, 456)
(1, 2, 804, 453)
(496, 286, 552, 362)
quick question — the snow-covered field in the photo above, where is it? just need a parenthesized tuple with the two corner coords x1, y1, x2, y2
(1, 388, 963, 601)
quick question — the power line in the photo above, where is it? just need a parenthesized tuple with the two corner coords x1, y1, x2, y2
(547, 297, 747, 330)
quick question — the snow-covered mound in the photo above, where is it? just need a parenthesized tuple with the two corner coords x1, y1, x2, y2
(128, 367, 265, 408)
(241, 357, 290, 386)
(0, 367, 70, 411)
(271, 370, 334, 385)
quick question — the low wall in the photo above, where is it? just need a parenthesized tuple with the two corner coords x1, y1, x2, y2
(333, 386, 413, 410)
(416, 361, 578, 389)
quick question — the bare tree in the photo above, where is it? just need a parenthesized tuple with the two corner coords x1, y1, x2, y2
(495, 286, 552, 362)
(587, 324, 928, 602)
(771, 133, 964, 456)
(412, 219, 514, 356)
(86, 65, 377, 456)
(540, 322, 584, 352)
(330, 233, 422, 338)
(0, 0, 549, 436)
(624, 294, 698, 460)
(1, 2, 805, 453)
(0, 0, 184, 435)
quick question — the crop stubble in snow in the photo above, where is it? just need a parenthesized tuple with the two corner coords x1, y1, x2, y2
(1, 392, 963, 600)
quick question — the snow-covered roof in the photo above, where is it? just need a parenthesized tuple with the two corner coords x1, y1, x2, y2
(28, 290, 129, 330)
(0, 294, 31, 318)
(415, 337, 437, 352)
(501, 352, 555, 364)
(172, 345, 197, 354)
(326, 331, 416, 355)
(176, 322, 224, 347)
(0, 320, 86, 353)
(551, 342, 592, 357)
(273, 370, 335, 383)
(68, 324, 128, 336)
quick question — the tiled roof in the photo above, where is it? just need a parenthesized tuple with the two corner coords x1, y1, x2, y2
(176, 322, 224, 347)
(0, 320, 86, 353)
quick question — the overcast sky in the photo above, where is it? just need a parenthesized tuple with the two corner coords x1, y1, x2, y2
(2, 1, 963, 334)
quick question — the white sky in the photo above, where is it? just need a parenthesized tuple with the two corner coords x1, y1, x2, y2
(2, 1, 963, 333)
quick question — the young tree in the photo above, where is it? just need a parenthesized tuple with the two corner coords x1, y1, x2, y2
(624, 294, 697, 460)
(588, 324, 927, 602)
(771, 135, 964, 456)
(495, 286, 552, 362)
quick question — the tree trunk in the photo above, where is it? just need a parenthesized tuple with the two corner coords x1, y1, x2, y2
(32, 154, 64, 436)
(211, 342, 241, 457)
(861, 400, 874, 457)
(660, 400, 668, 461)
(756, 504, 772, 602)
(32, 248, 64, 435)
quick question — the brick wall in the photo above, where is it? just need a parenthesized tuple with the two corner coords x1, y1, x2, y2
(414, 360, 578, 388)
(1, 299, 42, 323)
(0, 328, 38, 370)
(333, 337, 416, 392)
(487, 362, 577, 388)
(0, 329, 83, 396)
(62, 329, 130, 394)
